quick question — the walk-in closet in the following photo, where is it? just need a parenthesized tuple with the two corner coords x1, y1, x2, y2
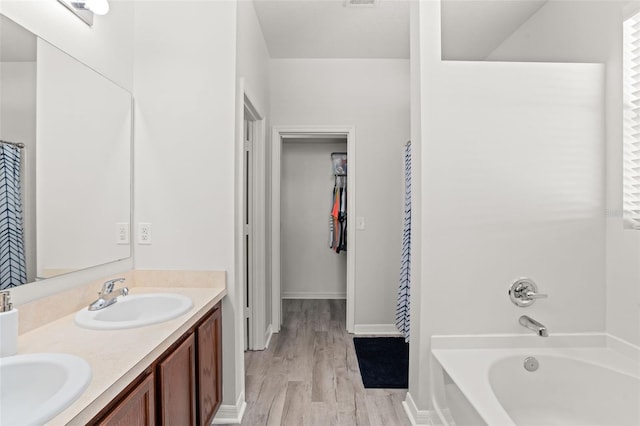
(281, 137, 348, 302)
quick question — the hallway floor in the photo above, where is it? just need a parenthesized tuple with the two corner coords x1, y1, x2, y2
(239, 299, 411, 426)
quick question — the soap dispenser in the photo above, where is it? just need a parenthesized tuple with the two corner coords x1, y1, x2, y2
(0, 290, 18, 357)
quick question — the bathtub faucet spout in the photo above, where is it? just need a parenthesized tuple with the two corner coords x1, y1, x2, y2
(519, 315, 548, 337)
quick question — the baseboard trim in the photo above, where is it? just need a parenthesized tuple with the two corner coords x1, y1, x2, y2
(282, 291, 346, 299)
(403, 392, 437, 426)
(264, 324, 273, 349)
(212, 391, 246, 424)
(353, 324, 402, 336)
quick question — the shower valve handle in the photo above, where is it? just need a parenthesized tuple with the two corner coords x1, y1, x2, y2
(525, 291, 547, 300)
(509, 278, 547, 307)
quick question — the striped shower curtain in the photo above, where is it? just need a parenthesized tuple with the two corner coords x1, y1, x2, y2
(395, 141, 411, 342)
(0, 143, 27, 290)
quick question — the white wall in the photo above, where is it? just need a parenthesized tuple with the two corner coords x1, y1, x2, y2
(486, 0, 640, 348)
(422, 61, 605, 333)
(237, 0, 270, 120)
(1, 0, 134, 305)
(133, 0, 242, 412)
(281, 139, 347, 299)
(236, 0, 272, 342)
(270, 59, 410, 328)
(488, 1, 621, 63)
(407, 1, 429, 410)
(0, 61, 36, 282)
(409, 0, 607, 415)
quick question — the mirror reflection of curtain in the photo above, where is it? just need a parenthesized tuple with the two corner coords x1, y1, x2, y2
(396, 141, 411, 342)
(0, 143, 27, 290)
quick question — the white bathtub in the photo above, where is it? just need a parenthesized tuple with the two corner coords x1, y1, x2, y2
(431, 335, 640, 426)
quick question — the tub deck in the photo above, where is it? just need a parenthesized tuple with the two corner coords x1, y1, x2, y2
(431, 334, 640, 426)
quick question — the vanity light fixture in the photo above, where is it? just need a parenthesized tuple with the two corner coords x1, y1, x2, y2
(344, 0, 379, 7)
(57, 0, 109, 27)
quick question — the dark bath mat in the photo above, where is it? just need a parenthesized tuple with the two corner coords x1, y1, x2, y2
(353, 337, 409, 389)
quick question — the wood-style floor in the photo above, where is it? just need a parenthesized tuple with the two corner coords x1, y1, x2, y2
(238, 299, 411, 426)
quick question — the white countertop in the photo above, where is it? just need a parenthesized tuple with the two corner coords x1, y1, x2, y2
(16, 285, 227, 425)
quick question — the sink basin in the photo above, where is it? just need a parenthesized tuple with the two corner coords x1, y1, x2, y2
(74, 293, 193, 330)
(0, 353, 91, 425)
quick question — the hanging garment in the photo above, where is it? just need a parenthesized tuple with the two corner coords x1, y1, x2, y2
(330, 153, 348, 253)
(329, 174, 347, 253)
(329, 186, 336, 248)
(331, 183, 341, 251)
(0, 143, 27, 290)
(395, 141, 411, 342)
(338, 182, 347, 252)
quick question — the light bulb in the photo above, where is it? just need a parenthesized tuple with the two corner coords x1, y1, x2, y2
(85, 0, 109, 15)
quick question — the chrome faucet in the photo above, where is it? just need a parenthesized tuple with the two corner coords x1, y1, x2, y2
(519, 315, 548, 337)
(88, 278, 129, 311)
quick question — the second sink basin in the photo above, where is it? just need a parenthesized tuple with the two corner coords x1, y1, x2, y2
(0, 353, 91, 425)
(74, 293, 193, 330)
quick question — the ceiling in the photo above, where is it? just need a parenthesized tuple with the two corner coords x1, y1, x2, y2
(252, 0, 411, 59)
(2, 1, 551, 62)
(252, 0, 549, 60)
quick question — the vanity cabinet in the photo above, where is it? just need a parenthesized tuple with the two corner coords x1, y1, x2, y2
(158, 333, 197, 424)
(91, 302, 222, 426)
(96, 373, 155, 426)
(197, 304, 222, 426)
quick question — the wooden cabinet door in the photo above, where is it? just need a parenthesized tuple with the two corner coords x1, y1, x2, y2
(158, 333, 197, 425)
(96, 373, 155, 426)
(197, 303, 222, 426)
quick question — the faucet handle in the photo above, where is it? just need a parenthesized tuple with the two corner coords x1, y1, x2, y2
(100, 278, 125, 295)
(509, 278, 547, 307)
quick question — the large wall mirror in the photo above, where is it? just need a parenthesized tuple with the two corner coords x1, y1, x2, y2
(0, 14, 131, 290)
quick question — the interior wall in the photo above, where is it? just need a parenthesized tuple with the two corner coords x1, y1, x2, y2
(422, 61, 605, 332)
(487, 1, 622, 63)
(0, 61, 36, 282)
(1, 1, 134, 305)
(270, 58, 410, 328)
(407, 0, 429, 411)
(133, 0, 242, 412)
(237, 0, 270, 115)
(236, 0, 272, 340)
(486, 0, 640, 348)
(281, 139, 347, 299)
(410, 0, 607, 414)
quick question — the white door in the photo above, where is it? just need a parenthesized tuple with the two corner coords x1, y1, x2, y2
(243, 113, 254, 350)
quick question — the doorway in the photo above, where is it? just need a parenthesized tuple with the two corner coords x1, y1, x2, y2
(281, 138, 347, 302)
(237, 79, 267, 351)
(271, 127, 356, 333)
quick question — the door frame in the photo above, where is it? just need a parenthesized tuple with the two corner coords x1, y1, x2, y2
(235, 78, 267, 350)
(271, 126, 356, 333)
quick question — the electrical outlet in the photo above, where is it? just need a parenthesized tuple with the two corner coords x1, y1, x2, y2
(116, 223, 129, 244)
(139, 223, 152, 245)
